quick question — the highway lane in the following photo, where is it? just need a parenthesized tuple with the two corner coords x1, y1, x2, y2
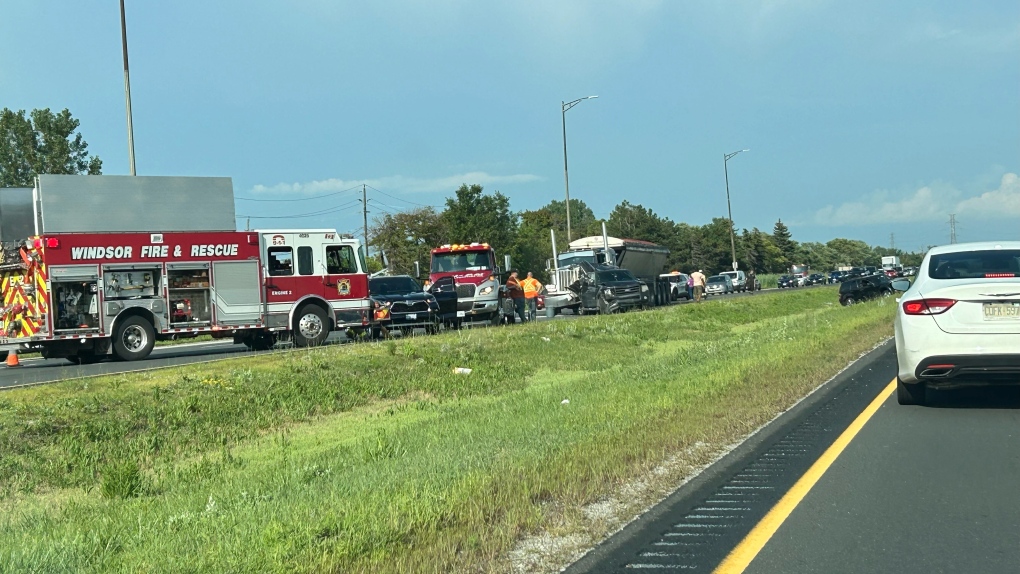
(737, 378, 1020, 573)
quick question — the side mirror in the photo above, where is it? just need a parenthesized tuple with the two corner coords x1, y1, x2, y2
(891, 278, 911, 292)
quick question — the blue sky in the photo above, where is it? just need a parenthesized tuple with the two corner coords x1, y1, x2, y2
(2, 1, 1017, 253)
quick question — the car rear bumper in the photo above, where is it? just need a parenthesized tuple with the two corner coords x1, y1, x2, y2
(895, 319, 1020, 385)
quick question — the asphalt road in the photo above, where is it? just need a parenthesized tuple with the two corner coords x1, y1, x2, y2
(566, 340, 1020, 573)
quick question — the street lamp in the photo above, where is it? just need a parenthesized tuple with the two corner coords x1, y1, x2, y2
(562, 95, 598, 242)
(723, 148, 749, 270)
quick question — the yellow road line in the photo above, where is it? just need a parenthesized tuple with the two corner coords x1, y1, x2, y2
(713, 378, 897, 574)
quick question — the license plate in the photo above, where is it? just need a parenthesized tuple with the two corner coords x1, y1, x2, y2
(456, 311, 465, 318)
(983, 302, 1020, 320)
(406, 313, 417, 320)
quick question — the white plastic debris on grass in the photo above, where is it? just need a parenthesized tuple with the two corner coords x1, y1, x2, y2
(453, 367, 472, 375)
(541, 337, 551, 342)
(561, 399, 570, 405)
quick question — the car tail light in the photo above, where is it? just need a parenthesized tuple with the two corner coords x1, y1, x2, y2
(902, 298, 957, 315)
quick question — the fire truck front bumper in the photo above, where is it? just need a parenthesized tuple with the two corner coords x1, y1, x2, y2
(333, 307, 373, 330)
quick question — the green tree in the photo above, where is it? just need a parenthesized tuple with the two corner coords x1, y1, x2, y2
(542, 198, 599, 247)
(370, 207, 448, 277)
(441, 184, 519, 265)
(825, 238, 872, 267)
(0, 108, 102, 187)
(771, 219, 795, 266)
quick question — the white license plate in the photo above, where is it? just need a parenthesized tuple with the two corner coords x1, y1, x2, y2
(983, 302, 1020, 320)
(456, 311, 465, 318)
(406, 313, 417, 320)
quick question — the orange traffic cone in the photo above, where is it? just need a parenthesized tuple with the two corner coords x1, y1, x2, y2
(6, 350, 20, 368)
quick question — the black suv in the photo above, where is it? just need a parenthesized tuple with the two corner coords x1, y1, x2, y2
(370, 275, 448, 335)
(838, 275, 893, 306)
(572, 265, 648, 314)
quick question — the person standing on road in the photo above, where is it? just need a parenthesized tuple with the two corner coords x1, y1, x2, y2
(691, 269, 707, 302)
(686, 273, 694, 300)
(506, 270, 527, 323)
(747, 268, 757, 293)
(520, 272, 542, 321)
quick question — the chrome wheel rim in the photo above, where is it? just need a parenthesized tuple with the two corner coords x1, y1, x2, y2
(122, 324, 147, 352)
(298, 313, 324, 340)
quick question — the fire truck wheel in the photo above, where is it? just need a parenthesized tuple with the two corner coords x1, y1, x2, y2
(113, 316, 156, 361)
(293, 305, 329, 347)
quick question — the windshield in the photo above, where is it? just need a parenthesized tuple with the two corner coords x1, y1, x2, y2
(431, 250, 493, 273)
(370, 276, 421, 295)
(596, 270, 635, 282)
(558, 250, 610, 267)
(928, 249, 1020, 279)
(708, 276, 727, 283)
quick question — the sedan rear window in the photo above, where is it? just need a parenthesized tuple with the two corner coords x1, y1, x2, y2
(928, 249, 1020, 279)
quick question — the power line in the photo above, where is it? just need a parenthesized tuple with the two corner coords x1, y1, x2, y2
(365, 185, 442, 208)
(236, 200, 361, 219)
(235, 185, 362, 202)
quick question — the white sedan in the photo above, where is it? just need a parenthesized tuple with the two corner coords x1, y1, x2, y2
(893, 241, 1020, 405)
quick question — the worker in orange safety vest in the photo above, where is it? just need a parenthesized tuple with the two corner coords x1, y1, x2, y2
(520, 271, 542, 321)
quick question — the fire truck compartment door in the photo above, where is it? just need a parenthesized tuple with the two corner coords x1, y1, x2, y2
(49, 265, 99, 281)
(212, 260, 262, 325)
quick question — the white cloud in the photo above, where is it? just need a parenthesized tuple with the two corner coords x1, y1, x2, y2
(812, 173, 1020, 226)
(249, 171, 543, 196)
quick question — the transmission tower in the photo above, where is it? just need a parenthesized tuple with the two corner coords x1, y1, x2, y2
(949, 214, 957, 244)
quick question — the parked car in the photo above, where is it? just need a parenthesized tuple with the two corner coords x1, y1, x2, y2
(893, 241, 1020, 405)
(777, 275, 798, 288)
(705, 274, 734, 296)
(838, 275, 892, 306)
(805, 273, 827, 286)
(720, 270, 747, 292)
(371, 275, 446, 335)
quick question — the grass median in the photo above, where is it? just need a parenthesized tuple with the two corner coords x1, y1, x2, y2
(0, 287, 894, 573)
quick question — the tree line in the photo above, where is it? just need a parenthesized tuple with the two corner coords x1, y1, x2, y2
(0, 106, 923, 279)
(370, 184, 925, 282)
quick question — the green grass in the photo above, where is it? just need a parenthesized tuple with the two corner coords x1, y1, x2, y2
(0, 286, 894, 573)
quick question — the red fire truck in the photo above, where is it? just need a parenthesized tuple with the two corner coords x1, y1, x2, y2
(428, 243, 503, 324)
(0, 230, 371, 362)
(0, 175, 372, 362)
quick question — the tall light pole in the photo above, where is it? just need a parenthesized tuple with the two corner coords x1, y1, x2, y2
(562, 95, 598, 242)
(119, 0, 137, 175)
(723, 148, 749, 270)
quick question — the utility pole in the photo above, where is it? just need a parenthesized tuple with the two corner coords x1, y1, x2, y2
(119, 0, 137, 175)
(949, 214, 957, 244)
(362, 184, 369, 259)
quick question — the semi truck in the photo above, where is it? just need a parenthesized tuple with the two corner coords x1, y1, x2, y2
(0, 175, 373, 362)
(544, 230, 672, 315)
(881, 255, 902, 270)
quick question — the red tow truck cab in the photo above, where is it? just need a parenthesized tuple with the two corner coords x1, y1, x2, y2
(427, 243, 501, 323)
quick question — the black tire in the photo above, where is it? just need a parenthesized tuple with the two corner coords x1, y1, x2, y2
(243, 331, 276, 351)
(112, 315, 156, 361)
(842, 297, 855, 306)
(293, 305, 329, 347)
(897, 379, 926, 405)
(0, 351, 7, 362)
